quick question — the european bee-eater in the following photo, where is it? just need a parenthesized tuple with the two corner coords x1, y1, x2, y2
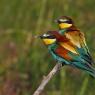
(40, 16, 95, 77)
(54, 16, 94, 65)
(40, 32, 95, 77)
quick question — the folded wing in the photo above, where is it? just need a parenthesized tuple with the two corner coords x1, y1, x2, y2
(48, 30, 94, 65)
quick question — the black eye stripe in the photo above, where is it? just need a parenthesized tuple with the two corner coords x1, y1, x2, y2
(46, 36, 55, 39)
(65, 20, 72, 23)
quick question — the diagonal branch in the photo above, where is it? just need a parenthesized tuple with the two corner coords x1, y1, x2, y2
(33, 63, 63, 95)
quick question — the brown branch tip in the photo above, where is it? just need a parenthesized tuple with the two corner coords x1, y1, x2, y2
(33, 63, 62, 95)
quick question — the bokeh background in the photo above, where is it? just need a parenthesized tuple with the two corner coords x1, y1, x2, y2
(0, 0, 95, 95)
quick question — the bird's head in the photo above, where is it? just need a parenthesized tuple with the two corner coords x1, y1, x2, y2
(55, 16, 74, 29)
(40, 33, 56, 45)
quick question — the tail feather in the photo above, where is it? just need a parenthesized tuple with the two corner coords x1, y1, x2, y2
(71, 62, 95, 78)
(86, 67, 95, 78)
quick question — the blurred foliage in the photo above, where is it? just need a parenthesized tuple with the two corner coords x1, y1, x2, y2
(0, 0, 95, 95)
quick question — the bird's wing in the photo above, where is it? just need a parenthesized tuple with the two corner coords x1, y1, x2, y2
(48, 30, 79, 54)
(48, 30, 93, 65)
(54, 45, 72, 61)
(64, 31, 86, 50)
(59, 30, 94, 65)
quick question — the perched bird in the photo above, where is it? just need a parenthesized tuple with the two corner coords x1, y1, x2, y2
(40, 16, 95, 77)
(54, 16, 94, 65)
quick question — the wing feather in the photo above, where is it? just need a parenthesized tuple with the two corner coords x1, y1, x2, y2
(64, 31, 93, 65)
(48, 30, 93, 65)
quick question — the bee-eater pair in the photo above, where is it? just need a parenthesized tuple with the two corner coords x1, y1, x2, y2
(40, 16, 95, 77)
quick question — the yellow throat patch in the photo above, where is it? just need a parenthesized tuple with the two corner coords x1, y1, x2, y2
(59, 23, 72, 29)
(42, 38, 56, 45)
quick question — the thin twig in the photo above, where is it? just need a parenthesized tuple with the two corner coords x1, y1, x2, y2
(33, 63, 63, 95)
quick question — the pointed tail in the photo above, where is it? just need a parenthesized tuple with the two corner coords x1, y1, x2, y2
(72, 62, 95, 78)
(86, 66, 95, 78)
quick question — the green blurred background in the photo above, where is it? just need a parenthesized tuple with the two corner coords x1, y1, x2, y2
(0, 0, 95, 95)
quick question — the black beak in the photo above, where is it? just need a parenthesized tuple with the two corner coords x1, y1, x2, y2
(39, 35, 44, 39)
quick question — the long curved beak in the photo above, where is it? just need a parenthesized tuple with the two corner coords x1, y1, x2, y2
(34, 35, 43, 39)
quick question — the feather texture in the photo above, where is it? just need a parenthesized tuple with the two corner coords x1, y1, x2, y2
(40, 16, 95, 77)
(48, 28, 93, 65)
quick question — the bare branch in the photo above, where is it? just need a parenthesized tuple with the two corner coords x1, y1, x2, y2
(33, 63, 63, 95)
